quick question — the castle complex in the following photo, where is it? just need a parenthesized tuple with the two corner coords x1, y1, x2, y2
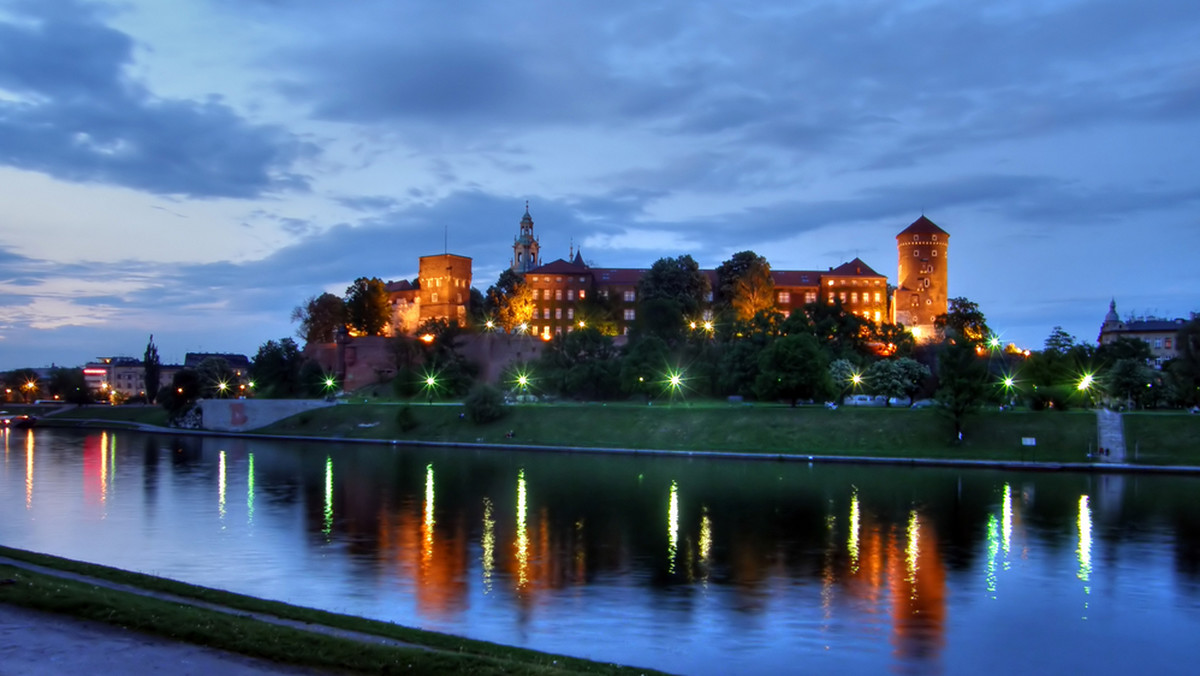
(383, 207, 950, 341)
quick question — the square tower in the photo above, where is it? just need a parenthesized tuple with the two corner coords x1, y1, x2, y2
(419, 254, 473, 327)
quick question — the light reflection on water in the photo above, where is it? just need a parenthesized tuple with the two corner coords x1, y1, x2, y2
(3, 429, 1200, 675)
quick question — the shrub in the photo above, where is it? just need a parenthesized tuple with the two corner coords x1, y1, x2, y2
(395, 404, 418, 432)
(464, 383, 507, 424)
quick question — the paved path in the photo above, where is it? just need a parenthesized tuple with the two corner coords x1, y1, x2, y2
(1096, 408, 1127, 462)
(0, 555, 428, 676)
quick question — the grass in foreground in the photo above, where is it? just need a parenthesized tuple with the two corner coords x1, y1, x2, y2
(255, 402, 1102, 463)
(0, 546, 664, 676)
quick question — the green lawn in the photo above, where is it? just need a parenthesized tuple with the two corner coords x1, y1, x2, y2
(1122, 412, 1200, 465)
(255, 401, 1100, 463)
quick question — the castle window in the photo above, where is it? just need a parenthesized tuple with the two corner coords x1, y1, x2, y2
(457, 293, 462, 303)
(932, 250, 938, 256)
(913, 235, 919, 241)
(778, 291, 791, 304)
(531, 276, 538, 282)
(623, 290, 636, 302)
(839, 292, 847, 303)
(1166, 338, 1173, 349)
(556, 277, 563, 282)
(567, 308, 574, 319)
(567, 289, 574, 300)
(926, 299, 932, 305)
(828, 293, 835, 304)
(805, 292, 816, 304)
(851, 292, 858, 304)
(1154, 338, 1163, 349)
(543, 308, 550, 318)
(580, 277, 586, 283)
(874, 311, 881, 323)
(706, 292, 713, 301)
(932, 234, 938, 241)
(911, 295, 919, 307)
(555, 308, 562, 319)
(432, 292, 438, 303)
(555, 289, 562, 301)
(913, 250, 920, 257)
(624, 309, 636, 321)
(579, 289, 587, 299)
(923, 278, 930, 288)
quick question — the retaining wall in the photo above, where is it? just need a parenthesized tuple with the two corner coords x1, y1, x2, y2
(198, 398, 335, 432)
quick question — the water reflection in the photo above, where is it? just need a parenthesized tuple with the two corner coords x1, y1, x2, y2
(6, 430, 1200, 676)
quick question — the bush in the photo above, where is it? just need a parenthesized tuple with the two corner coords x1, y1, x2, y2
(464, 383, 507, 424)
(395, 404, 418, 432)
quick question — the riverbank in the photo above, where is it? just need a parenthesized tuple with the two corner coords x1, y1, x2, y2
(0, 546, 665, 676)
(30, 401, 1200, 467)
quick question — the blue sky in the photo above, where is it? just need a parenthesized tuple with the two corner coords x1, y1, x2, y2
(1, 0, 1198, 369)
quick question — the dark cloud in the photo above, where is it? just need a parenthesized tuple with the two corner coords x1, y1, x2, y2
(0, 1, 313, 198)
(335, 195, 399, 212)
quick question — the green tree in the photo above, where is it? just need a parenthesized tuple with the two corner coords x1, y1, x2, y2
(159, 368, 201, 420)
(866, 357, 931, 405)
(754, 334, 832, 406)
(196, 357, 237, 398)
(620, 334, 670, 397)
(48, 367, 91, 405)
(344, 277, 391, 336)
(716, 251, 774, 322)
(1107, 358, 1155, 409)
(935, 338, 989, 438)
(716, 339, 764, 398)
(5, 368, 40, 403)
(1043, 326, 1078, 354)
(415, 318, 477, 396)
(935, 297, 991, 344)
(292, 293, 346, 344)
(484, 269, 534, 333)
(1096, 336, 1152, 363)
(537, 327, 621, 399)
(1174, 317, 1200, 405)
(250, 338, 307, 398)
(143, 335, 161, 404)
(464, 383, 508, 424)
(801, 300, 872, 361)
(636, 255, 710, 341)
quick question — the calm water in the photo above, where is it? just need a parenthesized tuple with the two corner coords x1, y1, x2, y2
(3, 428, 1200, 675)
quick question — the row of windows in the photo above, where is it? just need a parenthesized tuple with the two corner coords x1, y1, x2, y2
(827, 291, 884, 304)
(913, 249, 939, 257)
(530, 275, 589, 284)
(825, 279, 885, 286)
(533, 288, 588, 301)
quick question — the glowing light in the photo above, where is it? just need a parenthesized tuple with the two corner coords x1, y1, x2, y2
(218, 450, 227, 522)
(988, 335, 1001, 350)
(985, 514, 999, 595)
(518, 322, 529, 334)
(1002, 483, 1013, 560)
(699, 507, 712, 564)
(1003, 376, 1015, 389)
(850, 372, 863, 386)
(426, 376, 436, 386)
(485, 320, 495, 330)
(323, 456, 333, 538)
(516, 468, 529, 589)
(703, 321, 713, 332)
(247, 453, 255, 525)
(217, 381, 228, 393)
(848, 490, 861, 572)
(906, 509, 920, 588)
(667, 480, 680, 574)
(577, 320, 586, 328)
(420, 333, 435, 344)
(481, 497, 495, 594)
(323, 376, 336, 390)
(1077, 373, 1095, 391)
(689, 321, 697, 329)
(1077, 495, 1092, 584)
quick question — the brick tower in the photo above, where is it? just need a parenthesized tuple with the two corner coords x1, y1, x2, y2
(894, 216, 949, 342)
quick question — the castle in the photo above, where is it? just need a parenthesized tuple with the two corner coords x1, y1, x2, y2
(378, 207, 949, 341)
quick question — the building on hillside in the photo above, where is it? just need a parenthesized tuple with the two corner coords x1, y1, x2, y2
(1099, 299, 1196, 368)
(893, 215, 949, 341)
(82, 357, 180, 400)
(385, 253, 474, 335)
(513, 206, 892, 339)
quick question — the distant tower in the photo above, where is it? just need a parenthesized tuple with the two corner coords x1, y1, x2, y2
(511, 202, 541, 273)
(894, 216, 949, 341)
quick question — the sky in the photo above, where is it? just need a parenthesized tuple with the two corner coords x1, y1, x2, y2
(1, 0, 1198, 370)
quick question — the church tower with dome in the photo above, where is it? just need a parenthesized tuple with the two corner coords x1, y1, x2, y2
(511, 203, 541, 273)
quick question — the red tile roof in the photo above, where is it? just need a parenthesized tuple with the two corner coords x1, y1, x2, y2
(772, 270, 823, 286)
(897, 215, 948, 237)
(827, 257, 884, 277)
(528, 258, 590, 275)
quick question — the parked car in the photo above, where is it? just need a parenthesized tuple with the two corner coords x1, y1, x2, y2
(888, 396, 912, 407)
(844, 394, 887, 407)
(910, 399, 938, 409)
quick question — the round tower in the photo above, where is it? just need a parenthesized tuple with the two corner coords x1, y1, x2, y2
(894, 216, 949, 341)
(511, 202, 541, 274)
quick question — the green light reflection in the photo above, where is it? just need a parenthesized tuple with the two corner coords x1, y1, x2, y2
(985, 514, 999, 596)
(481, 497, 495, 594)
(516, 469, 529, 589)
(906, 509, 920, 589)
(848, 490, 861, 573)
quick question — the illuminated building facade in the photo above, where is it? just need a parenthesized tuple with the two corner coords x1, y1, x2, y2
(511, 204, 541, 273)
(1099, 299, 1195, 369)
(893, 216, 950, 341)
(386, 253, 474, 334)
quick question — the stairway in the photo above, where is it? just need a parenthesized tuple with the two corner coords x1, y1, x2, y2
(1096, 408, 1126, 462)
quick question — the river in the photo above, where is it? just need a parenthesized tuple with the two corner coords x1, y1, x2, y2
(2, 428, 1199, 674)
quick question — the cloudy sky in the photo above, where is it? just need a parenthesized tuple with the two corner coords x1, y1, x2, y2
(1, 0, 1198, 369)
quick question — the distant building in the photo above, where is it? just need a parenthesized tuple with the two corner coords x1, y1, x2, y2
(1099, 300, 1196, 368)
(184, 352, 251, 379)
(511, 203, 541, 273)
(82, 356, 180, 399)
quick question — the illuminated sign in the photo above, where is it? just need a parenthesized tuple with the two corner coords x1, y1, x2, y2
(83, 369, 108, 375)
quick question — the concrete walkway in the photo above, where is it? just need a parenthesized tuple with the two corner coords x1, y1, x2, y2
(1096, 408, 1127, 462)
(0, 555, 427, 676)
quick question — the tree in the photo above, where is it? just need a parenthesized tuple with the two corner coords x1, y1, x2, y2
(620, 334, 670, 397)
(159, 368, 201, 420)
(801, 300, 873, 361)
(1096, 336, 1152, 364)
(716, 251, 775, 321)
(754, 334, 832, 406)
(344, 277, 391, 336)
(935, 338, 989, 438)
(1174, 317, 1200, 406)
(716, 339, 764, 398)
(935, 297, 991, 344)
(636, 255, 710, 340)
(484, 269, 534, 333)
(1107, 358, 1155, 409)
(292, 293, 346, 344)
(251, 338, 307, 398)
(5, 368, 40, 403)
(537, 327, 621, 399)
(143, 335, 161, 404)
(1043, 326, 1078, 354)
(867, 357, 931, 405)
(196, 357, 237, 398)
(464, 383, 508, 424)
(48, 367, 91, 405)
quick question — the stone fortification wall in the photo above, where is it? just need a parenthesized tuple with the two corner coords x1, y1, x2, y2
(199, 398, 335, 432)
